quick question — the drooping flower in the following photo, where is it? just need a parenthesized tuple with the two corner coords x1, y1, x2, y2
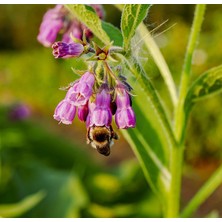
(37, 5, 66, 47)
(52, 41, 84, 58)
(87, 85, 112, 128)
(115, 85, 136, 129)
(53, 99, 76, 124)
(65, 72, 95, 106)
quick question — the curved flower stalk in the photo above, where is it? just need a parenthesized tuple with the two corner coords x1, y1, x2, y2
(50, 45, 135, 156)
(37, 7, 136, 155)
(37, 3, 136, 156)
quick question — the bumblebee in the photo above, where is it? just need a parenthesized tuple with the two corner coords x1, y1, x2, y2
(87, 125, 118, 156)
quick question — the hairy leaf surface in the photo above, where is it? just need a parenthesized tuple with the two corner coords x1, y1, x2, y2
(121, 4, 151, 50)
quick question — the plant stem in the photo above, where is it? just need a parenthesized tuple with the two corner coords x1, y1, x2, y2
(166, 143, 184, 217)
(137, 23, 178, 108)
(174, 4, 206, 142)
(181, 164, 222, 218)
(166, 5, 206, 218)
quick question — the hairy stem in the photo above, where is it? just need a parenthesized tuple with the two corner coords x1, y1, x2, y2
(137, 23, 178, 108)
(174, 4, 206, 142)
(166, 5, 206, 218)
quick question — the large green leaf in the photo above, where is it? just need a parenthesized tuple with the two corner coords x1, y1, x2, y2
(3, 161, 89, 218)
(121, 4, 151, 51)
(120, 74, 171, 203)
(185, 65, 222, 113)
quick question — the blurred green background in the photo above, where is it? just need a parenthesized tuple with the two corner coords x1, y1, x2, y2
(0, 4, 222, 218)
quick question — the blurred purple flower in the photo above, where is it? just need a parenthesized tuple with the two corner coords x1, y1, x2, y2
(8, 104, 30, 121)
(38, 4, 105, 47)
(90, 4, 105, 19)
(37, 5, 66, 47)
(62, 20, 83, 43)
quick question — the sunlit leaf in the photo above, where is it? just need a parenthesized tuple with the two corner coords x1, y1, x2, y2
(185, 65, 222, 113)
(120, 75, 171, 202)
(121, 4, 151, 51)
(66, 4, 110, 45)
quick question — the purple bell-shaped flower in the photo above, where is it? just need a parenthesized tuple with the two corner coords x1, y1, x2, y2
(115, 86, 136, 129)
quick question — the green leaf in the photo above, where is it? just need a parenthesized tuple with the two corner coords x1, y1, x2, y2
(101, 21, 123, 46)
(121, 4, 151, 51)
(185, 65, 222, 113)
(120, 75, 171, 203)
(66, 4, 110, 45)
(0, 191, 45, 217)
(120, 100, 170, 201)
(9, 162, 88, 218)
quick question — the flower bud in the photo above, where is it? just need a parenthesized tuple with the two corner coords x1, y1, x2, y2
(52, 42, 84, 58)
(66, 72, 95, 106)
(53, 99, 76, 124)
(77, 102, 89, 122)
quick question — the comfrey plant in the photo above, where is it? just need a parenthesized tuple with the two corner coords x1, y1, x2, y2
(38, 4, 135, 156)
(38, 4, 222, 218)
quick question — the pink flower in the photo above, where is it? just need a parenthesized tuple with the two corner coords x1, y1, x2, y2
(53, 99, 76, 124)
(37, 5, 66, 47)
(65, 72, 95, 106)
(115, 86, 136, 129)
(87, 86, 112, 128)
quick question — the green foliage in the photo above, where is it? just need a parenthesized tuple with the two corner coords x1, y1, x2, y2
(185, 65, 222, 110)
(0, 106, 160, 217)
(1, 4, 222, 218)
(0, 191, 45, 217)
(65, 5, 109, 45)
(101, 21, 123, 46)
(121, 4, 151, 51)
(120, 60, 172, 201)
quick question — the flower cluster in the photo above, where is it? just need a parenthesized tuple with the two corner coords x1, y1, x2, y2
(38, 4, 136, 156)
(37, 4, 104, 47)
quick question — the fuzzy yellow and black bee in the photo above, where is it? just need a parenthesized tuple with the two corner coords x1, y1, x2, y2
(87, 125, 118, 156)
